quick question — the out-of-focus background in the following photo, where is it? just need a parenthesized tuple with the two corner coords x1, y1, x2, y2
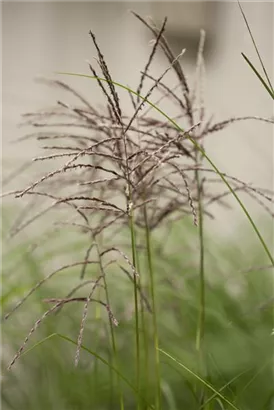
(2, 1, 273, 236)
(2, 3, 274, 410)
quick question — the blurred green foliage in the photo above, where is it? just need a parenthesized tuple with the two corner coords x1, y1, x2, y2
(1, 210, 273, 410)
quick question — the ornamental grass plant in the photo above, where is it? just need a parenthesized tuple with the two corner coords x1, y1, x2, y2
(2, 11, 273, 410)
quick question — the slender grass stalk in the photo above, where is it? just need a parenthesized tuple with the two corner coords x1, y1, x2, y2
(95, 235, 116, 408)
(144, 205, 162, 410)
(104, 285, 123, 409)
(96, 242, 124, 410)
(135, 231, 150, 409)
(195, 167, 205, 351)
(194, 161, 206, 406)
(94, 285, 101, 405)
(107, 347, 115, 409)
(140, 304, 150, 410)
(128, 197, 141, 410)
(105, 290, 122, 407)
(119, 77, 142, 407)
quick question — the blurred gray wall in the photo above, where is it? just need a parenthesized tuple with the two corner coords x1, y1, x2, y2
(2, 1, 273, 238)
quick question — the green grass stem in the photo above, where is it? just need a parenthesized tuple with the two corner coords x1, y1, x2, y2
(144, 206, 162, 410)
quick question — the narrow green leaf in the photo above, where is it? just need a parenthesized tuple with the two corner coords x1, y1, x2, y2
(241, 53, 274, 100)
(20, 333, 58, 357)
(158, 348, 241, 410)
(238, 0, 273, 93)
(200, 370, 248, 409)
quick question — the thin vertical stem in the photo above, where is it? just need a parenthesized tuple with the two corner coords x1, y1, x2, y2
(93, 285, 102, 407)
(129, 203, 141, 410)
(195, 167, 205, 351)
(144, 206, 162, 410)
(195, 152, 206, 406)
(120, 91, 141, 408)
(96, 241, 124, 410)
(136, 231, 150, 409)
(105, 281, 124, 410)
